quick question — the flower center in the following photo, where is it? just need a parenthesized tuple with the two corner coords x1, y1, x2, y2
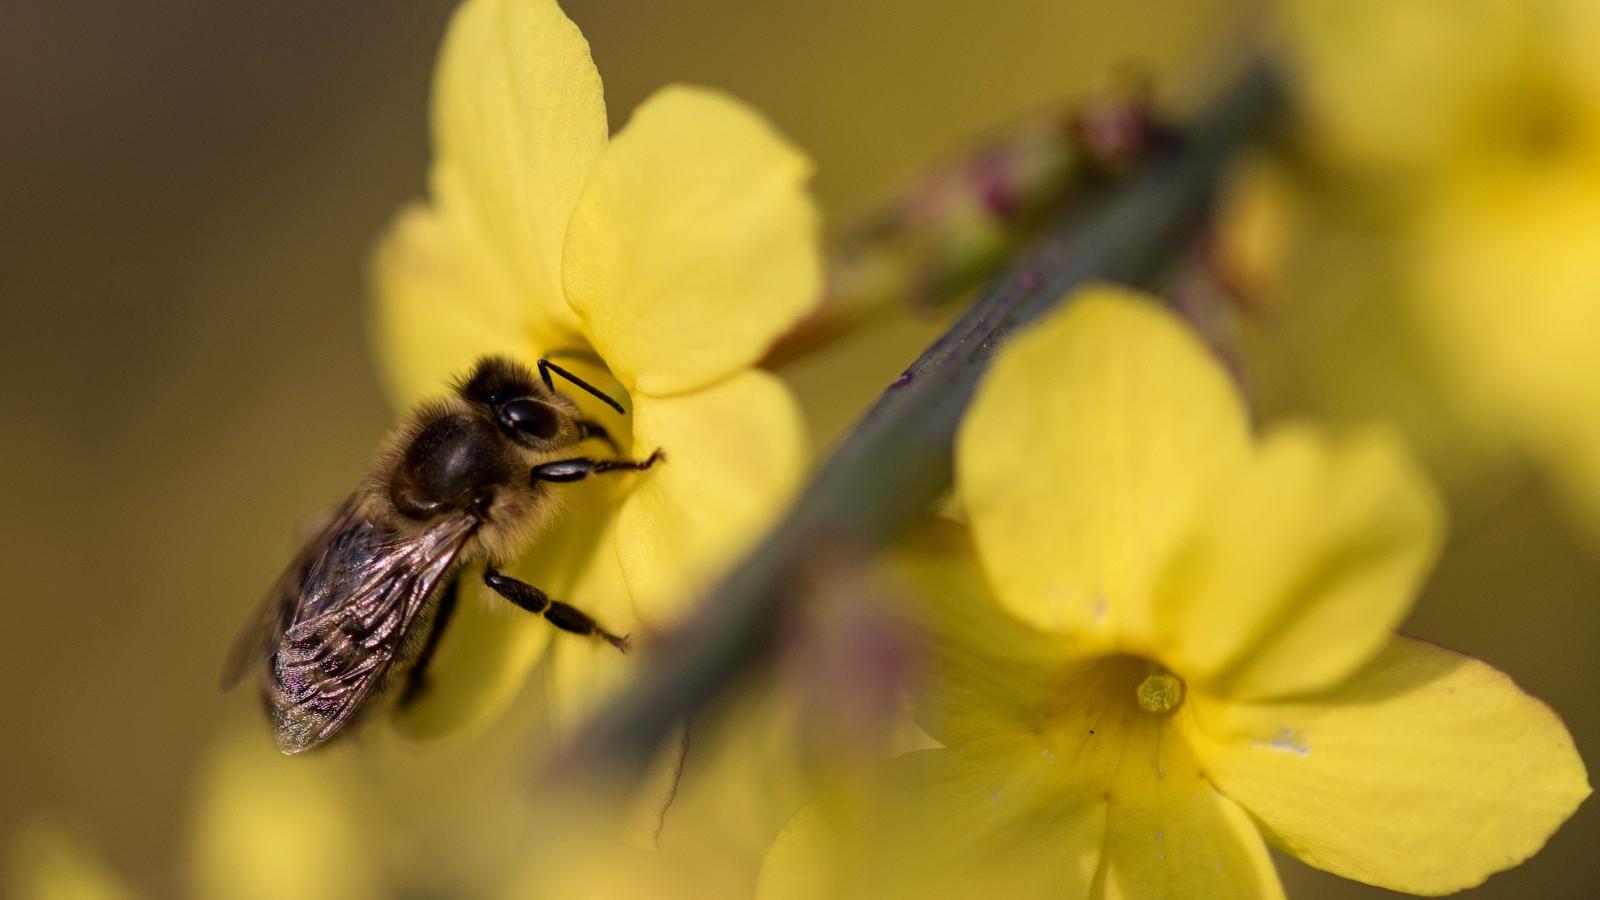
(1135, 668, 1184, 714)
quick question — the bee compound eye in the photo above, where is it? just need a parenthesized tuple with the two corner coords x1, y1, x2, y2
(498, 398, 559, 440)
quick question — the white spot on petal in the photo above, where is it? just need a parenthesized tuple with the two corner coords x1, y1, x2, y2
(1253, 726, 1310, 757)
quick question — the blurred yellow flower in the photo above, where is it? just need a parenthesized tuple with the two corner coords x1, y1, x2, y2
(368, 0, 818, 738)
(1227, 0, 1600, 535)
(186, 732, 384, 900)
(493, 691, 818, 900)
(760, 290, 1589, 898)
(6, 822, 136, 900)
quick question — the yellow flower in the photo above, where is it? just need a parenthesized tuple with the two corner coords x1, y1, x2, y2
(368, 0, 818, 737)
(759, 289, 1589, 898)
(186, 733, 384, 900)
(493, 691, 820, 900)
(1227, 0, 1600, 535)
(6, 822, 137, 900)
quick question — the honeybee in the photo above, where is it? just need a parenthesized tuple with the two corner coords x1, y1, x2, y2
(221, 356, 661, 754)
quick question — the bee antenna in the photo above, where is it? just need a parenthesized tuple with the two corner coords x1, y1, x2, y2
(537, 358, 626, 416)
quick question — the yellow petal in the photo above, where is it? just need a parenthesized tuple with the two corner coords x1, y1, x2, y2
(956, 287, 1250, 647)
(1272, 0, 1531, 169)
(432, 0, 607, 339)
(544, 524, 640, 735)
(614, 370, 808, 626)
(187, 732, 382, 900)
(368, 174, 536, 413)
(888, 520, 1080, 746)
(758, 729, 1283, 900)
(1097, 716, 1285, 900)
(392, 483, 615, 741)
(779, 532, 1286, 899)
(534, 538, 693, 850)
(1152, 424, 1443, 700)
(1409, 139, 1600, 429)
(1186, 637, 1591, 894)
(758, 743, 1108, 900)
(564, 85, 820, 395)
(658, 688, 818, 862)
(498, 798, 751, 900)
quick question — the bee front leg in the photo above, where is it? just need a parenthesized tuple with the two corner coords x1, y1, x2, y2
(482, 566, 630, 652)
(528, 448, 664, 485)
(574, 420, 620, 454)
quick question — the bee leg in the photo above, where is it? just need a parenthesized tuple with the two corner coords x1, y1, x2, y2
(528, 448, 665, 485)
(398, 571, 463, 707)
(575, 420, 621, 454)
(483, 566, 630, 652)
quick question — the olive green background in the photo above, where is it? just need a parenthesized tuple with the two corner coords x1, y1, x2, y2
(1, 1, 1593, 896)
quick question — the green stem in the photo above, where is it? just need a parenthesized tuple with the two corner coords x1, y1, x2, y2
(553, 61, 1286, 783)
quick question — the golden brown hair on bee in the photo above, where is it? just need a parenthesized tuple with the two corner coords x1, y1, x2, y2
(223, 355, 656, 753)
(357, 357, 590, 561)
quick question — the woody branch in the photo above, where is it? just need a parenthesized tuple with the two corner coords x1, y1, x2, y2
(554, 60, 1286, 784)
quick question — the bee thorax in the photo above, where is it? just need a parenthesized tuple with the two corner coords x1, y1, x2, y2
(468, 484, 553, 561)
(390, 414, 512, 519)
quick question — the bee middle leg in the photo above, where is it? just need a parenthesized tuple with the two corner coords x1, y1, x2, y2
(483, 566, 630, 652)
(528, 448, 664, 485)
(398, 570, 462, 707)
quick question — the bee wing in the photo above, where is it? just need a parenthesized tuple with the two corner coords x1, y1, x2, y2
(266, 509, 477, 754)
(218, 581, 292, 692)
(219, 501, 359, 692)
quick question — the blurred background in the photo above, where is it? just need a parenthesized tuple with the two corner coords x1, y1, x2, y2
(1, 1, 1594, 897)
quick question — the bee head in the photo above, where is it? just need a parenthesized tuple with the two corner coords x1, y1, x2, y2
(384, 358, 592, 521)
(456, 356, 582, 451)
